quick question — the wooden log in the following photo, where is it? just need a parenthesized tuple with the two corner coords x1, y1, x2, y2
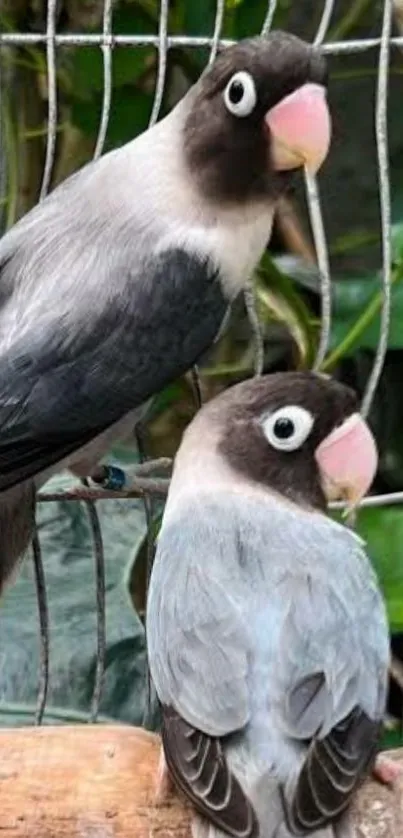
(0, 725, 401, 838)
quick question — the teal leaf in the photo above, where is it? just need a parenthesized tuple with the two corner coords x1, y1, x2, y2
(331, 505, 403, 633)
(67, 4, 156, 100)
(231, 0, 291, 38)
(381, 725, 403, 750)
(0, 470, 148, 727)
(71, 87, 152, 148)
(329, 221, 403, 353)
(330, 274, 403, 352)
(256, 252, 317, 367)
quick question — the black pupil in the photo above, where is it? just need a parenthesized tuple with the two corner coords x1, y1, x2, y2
(229, 80, 245, 105)
(273, 418, 295, 439)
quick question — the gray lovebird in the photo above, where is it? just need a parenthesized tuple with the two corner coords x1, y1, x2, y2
(0, 32, 331, 591)
(147, 372, 396, 838)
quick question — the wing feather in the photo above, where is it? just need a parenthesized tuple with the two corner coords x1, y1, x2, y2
(162, 706, 258, 838)
(0, 248, 225, 488)
(286, 707, 381, 834)
(147, 503, 256, 831)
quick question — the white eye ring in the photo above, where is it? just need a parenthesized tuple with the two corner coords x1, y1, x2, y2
(261, 405, 314, 452)
(223, 71, 257, 118)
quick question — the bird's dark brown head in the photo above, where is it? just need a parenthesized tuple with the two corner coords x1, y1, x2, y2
(215, 372, 378, 510)
(183, 32, 330, 205)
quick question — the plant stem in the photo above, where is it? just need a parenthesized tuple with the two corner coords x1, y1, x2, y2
(321, 266, 403, 371)
(330, 231, 379, 256)
(1, 94, 18, 230)
(328, 0, 373, 41)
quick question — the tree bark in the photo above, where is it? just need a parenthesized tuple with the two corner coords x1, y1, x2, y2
(0, 725, 401, 838)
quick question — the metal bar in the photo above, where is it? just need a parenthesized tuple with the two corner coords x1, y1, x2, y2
(39, 0, 58, 200)
(261, 0, 278, 35)
(36, 479, 171, 502)
(305, 2, 335, 371)
(208, 0, 225, 65)
(1, 33, 403, 54)
(148, 0, 169, 127)
(330, 490, 403, 510)
(83, 493, 106, 723)
(32, 530, 50, 725)
(35, 482, 403, 512)
(314, 0, 336, 46)
(306, 171, 332, 370)
(361, 0, 393, 417)
(93, 0, 114, 160)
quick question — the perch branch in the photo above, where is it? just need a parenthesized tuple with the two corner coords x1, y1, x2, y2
(0, 725, 401, 838)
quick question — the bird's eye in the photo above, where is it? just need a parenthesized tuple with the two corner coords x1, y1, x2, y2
(262, 406, 314, 452)
(223, 71, 257, 118)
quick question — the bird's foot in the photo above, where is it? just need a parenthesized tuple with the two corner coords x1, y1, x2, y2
(155, 747, 174, 802)
(372, 753, 402, 786)
(88, 459, 172, 492)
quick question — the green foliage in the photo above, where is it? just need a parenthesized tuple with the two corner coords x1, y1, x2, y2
(255, 253, 317, 367)
(357, 506, 403, 633)
(326, 224, 403, 357)
(72, 88, 152, 147)
(68, 4, 155, 147)
(225, 0, 291, 37)
(331, 505, 403, 633)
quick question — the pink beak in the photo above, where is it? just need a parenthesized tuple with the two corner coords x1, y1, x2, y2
(265, 82, 331, 175)
(314, 413, 378, 509)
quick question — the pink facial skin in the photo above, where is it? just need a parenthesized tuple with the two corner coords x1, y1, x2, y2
(314, 413, 378, 507)
(265, 83, 331, 174)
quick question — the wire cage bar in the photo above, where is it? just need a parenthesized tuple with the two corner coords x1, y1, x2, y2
(0, 0, 397, 727)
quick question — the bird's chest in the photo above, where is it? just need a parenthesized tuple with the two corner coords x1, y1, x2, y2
(157, 205, 274, 299)
(202, 212, 274, 297)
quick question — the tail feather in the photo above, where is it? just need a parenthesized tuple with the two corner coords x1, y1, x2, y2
(0, 482, 36, 594)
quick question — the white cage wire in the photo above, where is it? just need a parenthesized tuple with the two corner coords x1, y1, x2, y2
(0, 0, 401, 724)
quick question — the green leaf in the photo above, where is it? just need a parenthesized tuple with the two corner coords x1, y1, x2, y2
(330, 274, 403, 353)
(381, 725, 403, 750)
(144, 381, 189, 422)
(0, 470, 148, 726)
(255, 253, 316, 366)
(67, 3, 155, 100)
(182, 0, 217, 34)
(328, 221, 403, 356)
(71, 87, 152, 148)
(392, 221, 403, 265)
(231, 0, 291, 37)
(68, 48, 148, 101)
(365, 353, 403, 489)
(331, 505, 403, 633)
(231, 0, 268, 37)
(68, 3, 156, 148)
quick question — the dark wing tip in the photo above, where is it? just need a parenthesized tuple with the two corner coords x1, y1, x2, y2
(286, 706, 381, 835)
(162, 705, 259, 838)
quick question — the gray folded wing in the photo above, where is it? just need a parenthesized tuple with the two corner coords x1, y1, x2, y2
(0, 244, 225, 489)
(147, 503, 255, 834)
